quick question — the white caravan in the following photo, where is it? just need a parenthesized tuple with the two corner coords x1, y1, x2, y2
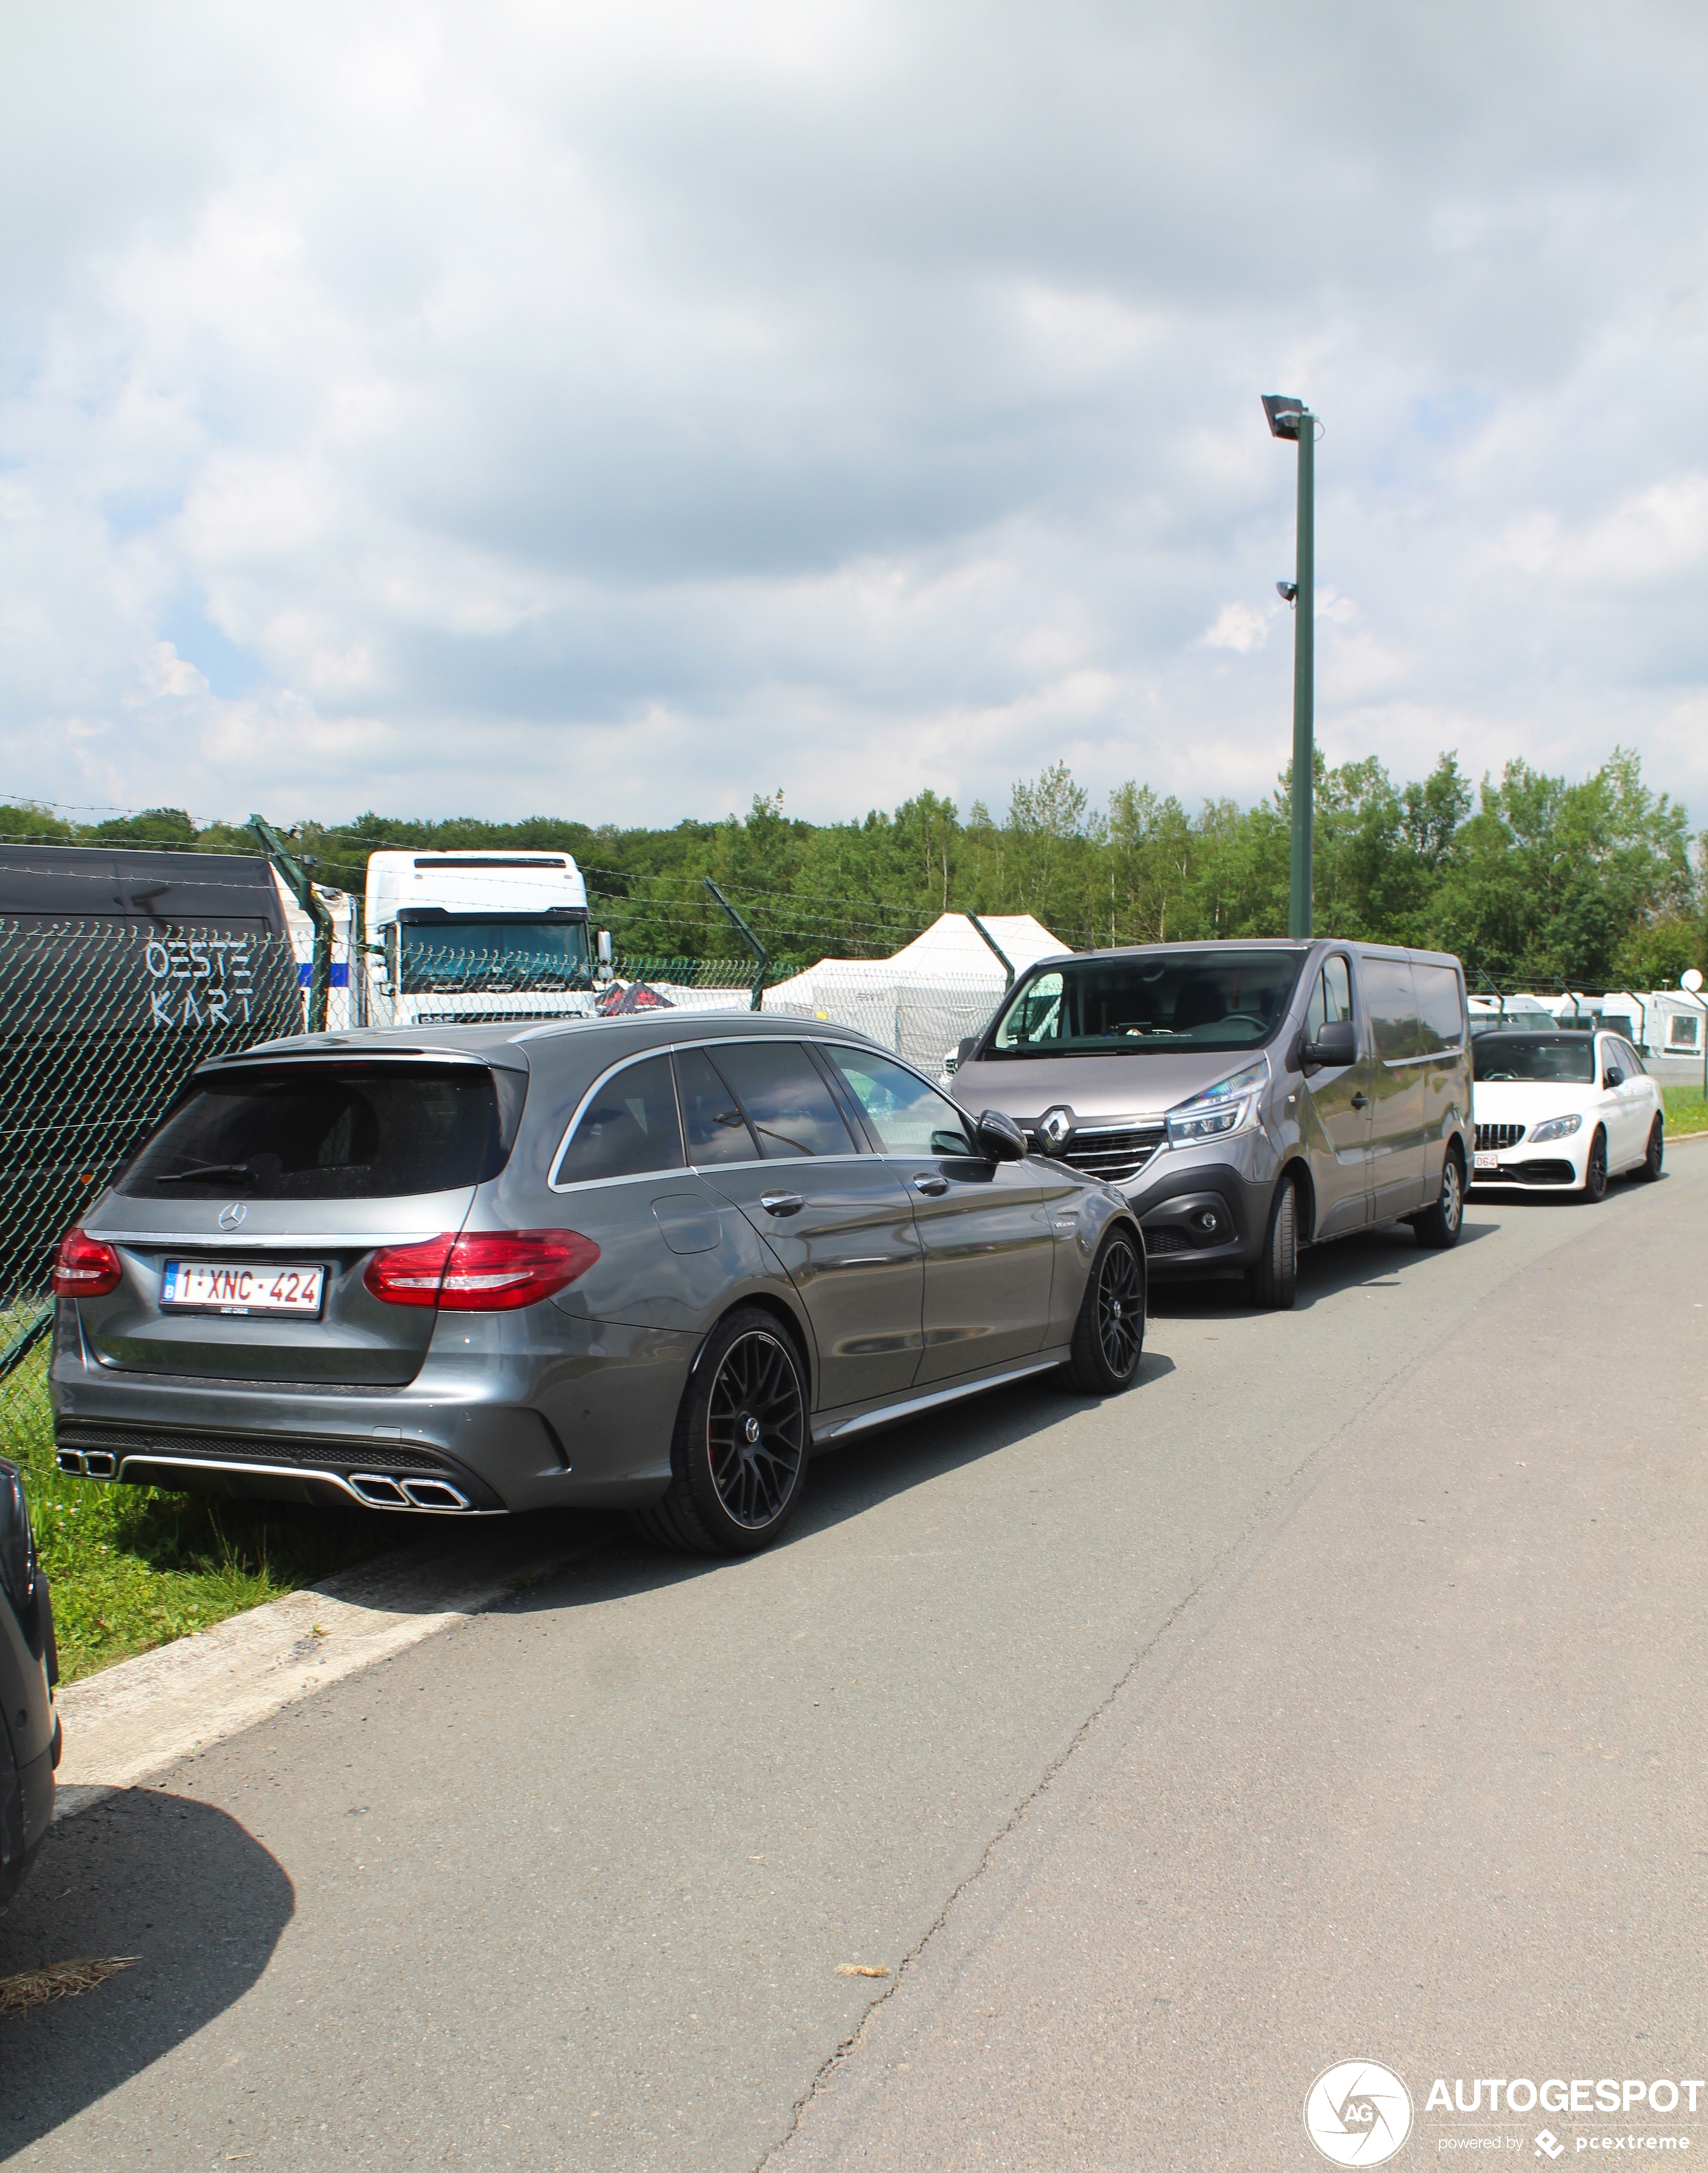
(364, 851, 598, 1027)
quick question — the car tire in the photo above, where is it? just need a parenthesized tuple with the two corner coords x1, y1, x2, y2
(1580, 1126, 1609, 1203)
(630, 1308, 810, 1556)
(1411, 1148, 1466, 1250)
(1066, 1225, 1146, 1394)
(1637, 1115, 1664, 1182)
(1245, 1174, 1298, 1310)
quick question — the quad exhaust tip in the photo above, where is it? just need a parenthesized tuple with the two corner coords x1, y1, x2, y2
(348, 1472, 472, 1513)
(57, 1449, 116, 1479)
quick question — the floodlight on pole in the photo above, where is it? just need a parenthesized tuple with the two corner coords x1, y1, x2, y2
(1263, 393, 1315, 940)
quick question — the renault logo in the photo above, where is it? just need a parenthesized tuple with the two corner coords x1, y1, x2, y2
(1038, 1106, 1075, 1151)
(218, 1203, 247, 1230)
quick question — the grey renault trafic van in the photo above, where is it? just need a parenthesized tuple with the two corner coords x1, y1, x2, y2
(948, 939, 1473, 1308)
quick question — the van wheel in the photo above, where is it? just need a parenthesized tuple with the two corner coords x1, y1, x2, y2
(1412, 1149, 1465, 1250)
(1066, 1227, 1146, 1394)
(629, 1309, 809, 1556)
(1245, 1175, 1298, 1310)
(1580, 1127, 1608, 1203)
(1637, 1116, 1664, 1182)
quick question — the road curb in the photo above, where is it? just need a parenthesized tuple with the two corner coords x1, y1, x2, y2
(52, 1527, 600, 1810)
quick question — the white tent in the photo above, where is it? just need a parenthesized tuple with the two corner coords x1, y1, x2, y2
(763, 913, 1066, 1073)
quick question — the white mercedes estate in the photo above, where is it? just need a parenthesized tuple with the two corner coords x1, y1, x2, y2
(1470, 1028, 1664, 1199)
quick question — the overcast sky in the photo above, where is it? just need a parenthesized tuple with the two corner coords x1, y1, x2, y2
(3, 1, 1707, 833)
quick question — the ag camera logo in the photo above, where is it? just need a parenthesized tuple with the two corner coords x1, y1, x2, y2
(1305, 2061, 1415, 2166)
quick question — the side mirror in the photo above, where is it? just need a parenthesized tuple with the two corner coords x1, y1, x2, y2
(974, 1108, 1028, 1162)
(1301, 1017, 1357, 1071)
(1603, 1068, 1623, 1088)
(956, 1036, 977, 1068)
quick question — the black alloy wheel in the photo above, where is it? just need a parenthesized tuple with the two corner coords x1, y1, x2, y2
(1638, 1115, 1664, 1182)
(631, 1307, 810, 1556)
(707, 1330, 805, 1529)
(1581, 1127, 1608, 1203)
(1412, 1149, 1466, 1250)
(1068, 1227, 1146, 1394)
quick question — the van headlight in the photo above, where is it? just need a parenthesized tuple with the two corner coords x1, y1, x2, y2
(1165, 1058, 1270, 1147)
(1528, 1112, 1582, 1144)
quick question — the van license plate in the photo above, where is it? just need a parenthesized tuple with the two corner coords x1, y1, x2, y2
(161, 1261, 326, 1316)
(1473, 1151, 1500, 1172)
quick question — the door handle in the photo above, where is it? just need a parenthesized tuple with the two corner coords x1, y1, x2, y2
(759, 1192, 805, 1217)
(913, 1174, 949, 1196)
(1350, 1092, 1369, 1111)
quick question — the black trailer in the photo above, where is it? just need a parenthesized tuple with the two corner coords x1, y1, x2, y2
(0, 845, 300, 1320)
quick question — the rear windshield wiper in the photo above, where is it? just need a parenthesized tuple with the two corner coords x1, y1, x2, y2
(155, 1162, 257, 1185)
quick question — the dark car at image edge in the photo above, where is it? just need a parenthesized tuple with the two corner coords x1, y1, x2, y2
(1, 1455, 59, 1910)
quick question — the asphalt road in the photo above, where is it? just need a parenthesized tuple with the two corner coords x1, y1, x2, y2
(3, 1147, 1703, 2169)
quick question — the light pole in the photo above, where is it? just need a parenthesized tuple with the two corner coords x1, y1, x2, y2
(1683, 967, 1706, 1102)
(1262, 394, 1315, 939)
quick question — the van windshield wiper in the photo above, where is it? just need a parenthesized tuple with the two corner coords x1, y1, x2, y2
(156, 1162, 256, 1184)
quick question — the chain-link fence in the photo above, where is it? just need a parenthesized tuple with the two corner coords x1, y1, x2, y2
(0, 919, 303, 1461)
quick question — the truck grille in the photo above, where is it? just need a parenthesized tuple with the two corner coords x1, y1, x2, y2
(1475, 1122, 1525, 1151)
(1053, 1122, 1166, 1184)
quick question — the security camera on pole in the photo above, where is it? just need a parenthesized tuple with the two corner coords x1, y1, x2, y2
(1261, 395, 1315, 940)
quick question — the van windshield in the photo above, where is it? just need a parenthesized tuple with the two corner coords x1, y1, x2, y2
(988, 950, 1307, 1057)
(1471, 1035, 1596, 1085)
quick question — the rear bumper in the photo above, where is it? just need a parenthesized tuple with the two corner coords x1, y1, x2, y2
(49, 1308, 695, 1514)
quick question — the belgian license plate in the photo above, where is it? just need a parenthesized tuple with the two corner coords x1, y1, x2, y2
(1474, 1150, 1500, 1172)
(161, 1260, 325, 1316)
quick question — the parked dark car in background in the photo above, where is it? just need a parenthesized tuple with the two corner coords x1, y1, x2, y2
(1, 1455, 57, 1909)
(948, 939, 1474, 1309)
(49, 1016, 1146, 1556)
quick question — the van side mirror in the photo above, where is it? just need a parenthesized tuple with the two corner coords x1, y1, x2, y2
(1302, 1018, 1356, 1071)
(956, 1036, 977, 1068)
(974, 1108, 1028, 1161)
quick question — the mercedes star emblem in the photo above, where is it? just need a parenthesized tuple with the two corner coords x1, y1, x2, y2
(218, 1202, 247, 1230)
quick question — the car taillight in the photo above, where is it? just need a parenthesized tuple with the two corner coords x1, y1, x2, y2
(51, 1228, 123, 1299)
(364, 1229, 599, 1311)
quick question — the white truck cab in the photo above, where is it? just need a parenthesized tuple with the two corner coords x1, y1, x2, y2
(364, 850, 597, 1026)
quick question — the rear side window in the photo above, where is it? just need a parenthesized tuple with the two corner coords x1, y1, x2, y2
(1412, 963, 1465, 1055)
(553, 1055, 684, 1186)
(707, 1042, 856, 1159)
(822, 1047, 976, 1156)
(120, 1063, 522, 1200)
(1360, 958, 1422, 1062)
(674, 1048, 760, 1164)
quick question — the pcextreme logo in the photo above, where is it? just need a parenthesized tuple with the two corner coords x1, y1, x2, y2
(1305, 2061, 1416, 2166)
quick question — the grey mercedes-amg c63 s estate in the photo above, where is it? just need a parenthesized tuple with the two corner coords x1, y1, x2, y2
(48, 1015, 1146, 1554)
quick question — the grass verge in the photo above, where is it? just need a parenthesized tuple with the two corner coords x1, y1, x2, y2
(1662, 1087, 1708, 1138)
(1, 1344, 407, 1685)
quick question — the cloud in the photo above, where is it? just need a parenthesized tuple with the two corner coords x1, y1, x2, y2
(1, 0, 1707, 829)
